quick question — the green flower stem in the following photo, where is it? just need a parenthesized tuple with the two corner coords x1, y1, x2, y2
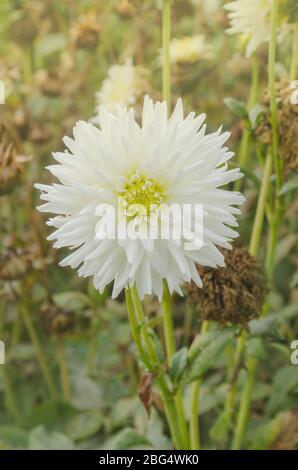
(130, 286, 160, 367)
(189, 320, 209, 450)
(0, 368, 23, 425)
(125, 288, 151, 369)
(269, 0, 282, 193)
(125, 288, 183, 449)
(19, 304, 57, 401)
(232, 2, 282, 449)
(248, 152, 273, 258)
(224, 332, 246, 423)
(161, 0, 190, 449)
(56, 335, 71, 403)
(162, 0, 171, 108)
(231, 355, 258, 450)
(162, 284, 176, 358)
(225, 148, 272, 438)
(162, 283, 190, 450)
(235, 54, 259, 191)
(290, 23, 298, 80)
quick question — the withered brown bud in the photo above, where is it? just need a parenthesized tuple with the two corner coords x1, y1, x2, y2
(186, 247, 268, 326)
(39, 301, 75, 336)
(255, 79, 298, 173)
(115, 0, 136, 18)
(0, 119, 22, 195)
(70, 12, 101, 50)
(34, 69, 62, 97)
(0, 247, 34, 281)
(28, 125, 51, 144)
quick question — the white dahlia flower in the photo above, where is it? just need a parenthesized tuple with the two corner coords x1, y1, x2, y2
(225, 0, 290, 57)
(36, 96, 244, 300)
(169, 35, 213, 65)
(93, 60, 148, 115)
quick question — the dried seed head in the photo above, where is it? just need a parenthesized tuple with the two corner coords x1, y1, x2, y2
(39, 301, 75, 336)
(115, 0, 136, 18)
(34, 69, 62, 97)
(0, 247, 34, 281)
(256, 78, 298, 173)
(70, 12, 101, 50)
(0, 119, 22, 195)
(187, 247, 268, 326)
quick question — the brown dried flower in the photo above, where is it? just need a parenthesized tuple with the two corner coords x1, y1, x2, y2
(70, 12, 101, 50)
(187, 247, 268, 326)
(0, 119, 22, 195)
(255, 78, 298, 173)
(39, 301, 75, 336)
(115, 0, 136, 18)
(34, 69, 62, 97)
(0, 247, 35, 281)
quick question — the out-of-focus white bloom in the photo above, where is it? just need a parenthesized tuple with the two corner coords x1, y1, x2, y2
(169, 35, 213, 65)
(93, 60, 148, 115)
(36, 97, 244, 300)
(191, 0, 220, 16)
(225, 0, 288, 57)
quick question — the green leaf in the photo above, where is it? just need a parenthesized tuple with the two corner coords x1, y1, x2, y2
(35, 33, 66, 57)
(210, 412, 230, 443)
(245, 338, 267, 361)
(169, 347, 188, 384)
(188, 331, 219, 362)
(246, 417, 281, 450)
(278, 177, 298, 196)
(267, 366, 298, 415)
(248, 317, 279, 339)
(66, 411, 102, 441)
(188, 329, 234, 382)
(0, 426, 28, 449)
(28, 425, 75, 450)
(71, 375, 103, 411)
(100, 428, 154, 450)
(249, 104, 267, 129)
(53, 291, 93, 312)
(249, 304, 298, 339)
(24, 402, 75, 432)
(224, 97, 248, 119)
(290, 271, 298, 288)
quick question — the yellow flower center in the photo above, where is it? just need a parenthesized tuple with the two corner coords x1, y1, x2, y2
(120, 173, 164, 219)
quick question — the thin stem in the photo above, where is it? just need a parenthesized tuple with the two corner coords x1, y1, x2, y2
(223, 332, 246, 426)
(232, 2, 282, 449)
(231, 356, 258, 450)
(248, 54, 259, 109)
(290, 23, 298, 80)
(225, 151, 272, 439)
(235, 54, 259, 191)
(269, 0, 282, 193)
(162, 0, 171, 108)
(0, 368, 23, 425)
(56, 336, 71, 402)
(157, 375, 184, 450)
(125, 288, 184, 449)
(190, 380, 201, 450)
(130, 286, 159, 367)
(125, 288, 151, 369)
(162, 283, 176, 358)
(162, 282, 190, 449)
(189, 320, 209, 450)
(248, 152, 273, 257)
(19, 304, 57, 401)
